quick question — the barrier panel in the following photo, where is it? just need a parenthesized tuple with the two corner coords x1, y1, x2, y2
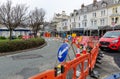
(29, 36, 99, 79)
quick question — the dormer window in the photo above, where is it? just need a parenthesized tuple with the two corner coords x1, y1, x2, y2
(102, 3, 107, 7)
(93, 5, 98, 10)
(101, 1, 107, 7)
(102, 4, 106, 7)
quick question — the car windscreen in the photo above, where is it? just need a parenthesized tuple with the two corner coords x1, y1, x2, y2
(103, 31, 120, 38)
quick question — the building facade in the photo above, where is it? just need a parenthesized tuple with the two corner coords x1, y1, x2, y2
(51, 11, 70, 32)
(55, 0, 120, 36)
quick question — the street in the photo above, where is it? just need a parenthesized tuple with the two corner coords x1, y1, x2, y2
(0, 37, 120, 79)
(0, 37, 62, 79)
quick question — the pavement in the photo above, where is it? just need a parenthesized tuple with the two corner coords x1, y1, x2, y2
(91, 50, 120, 79)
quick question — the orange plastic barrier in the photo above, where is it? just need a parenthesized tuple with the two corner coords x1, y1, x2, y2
(44, 32, 51, 37)
(29, 37, 99, 79)
(29, 54, 90, 79)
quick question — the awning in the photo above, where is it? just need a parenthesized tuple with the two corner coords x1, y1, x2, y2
(98, 25, 120, 30)
(71, 28, 84, 31)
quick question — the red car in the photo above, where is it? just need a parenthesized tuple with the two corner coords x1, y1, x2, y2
(99, 30, 120, 51)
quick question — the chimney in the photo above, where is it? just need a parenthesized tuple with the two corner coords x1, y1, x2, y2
(93, 0, 97, 4)
(81, 4, 84, 8)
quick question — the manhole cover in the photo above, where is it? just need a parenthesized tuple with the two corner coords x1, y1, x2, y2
(12, 54, 43, 60)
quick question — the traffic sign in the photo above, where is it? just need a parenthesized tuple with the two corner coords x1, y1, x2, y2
(58, 43, 69, 62)
(68, 35, 72, 40)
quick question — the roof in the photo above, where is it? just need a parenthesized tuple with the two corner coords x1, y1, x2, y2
(72, 0, 120, 15)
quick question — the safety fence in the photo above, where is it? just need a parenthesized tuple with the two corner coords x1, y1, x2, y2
(29, 36, 99, 79)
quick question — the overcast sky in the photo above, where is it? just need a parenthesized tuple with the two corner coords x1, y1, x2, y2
(0, 0, 100, 21)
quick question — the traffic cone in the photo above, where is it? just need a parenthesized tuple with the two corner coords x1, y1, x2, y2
(82, 45, 87, 54)
(76, 48, 80, 57)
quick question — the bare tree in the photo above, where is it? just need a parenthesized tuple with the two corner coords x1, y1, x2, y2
(0, 0, 28, 40)
(29, 8, 45, 38)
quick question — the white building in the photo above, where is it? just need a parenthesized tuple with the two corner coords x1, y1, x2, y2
(51, 11, 70, 32)
(56, 0, 120, 36)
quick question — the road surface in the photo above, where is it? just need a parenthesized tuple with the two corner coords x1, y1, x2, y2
(0, 37, 63, 79)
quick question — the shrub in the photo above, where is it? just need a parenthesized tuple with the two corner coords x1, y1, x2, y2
(18, 35, 23, 39)
(0, 38, 45, 53)
(0, 36, 6, 40)
(8, 36, 17, 40)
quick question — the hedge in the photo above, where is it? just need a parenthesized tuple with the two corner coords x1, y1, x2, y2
(0, 36, 6, 40)
(0, 38, 45, 53)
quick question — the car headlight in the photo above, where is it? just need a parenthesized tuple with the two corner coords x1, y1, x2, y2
(112, 40, 119, 44)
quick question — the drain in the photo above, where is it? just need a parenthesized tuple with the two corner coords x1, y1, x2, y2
(12, 54, 43, 60)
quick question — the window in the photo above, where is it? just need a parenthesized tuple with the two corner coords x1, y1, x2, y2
(102, 3, 107, 7)
(101, 11, 103, 16)
(84, 15, 87, 19)
(100, 20, 102, 25)
(101, 10, 105, 16)
(100, 19, 105, 25)
(113, 7, 118, 13)
(79, 16, 80, 20)
(94, 20, 97, 26)
(103, 19, 105, 25)
(71, 13, 74, 17)
(104, 10, 105, 15)
(74, 18, 75, 22)
(113, 8, 115, 13)
(85, 22, 87, 27)
(79, 23, 80, 27)
(115, 8, 118, 13)
(82, 21, 87, 27)
(115, 17, 118, 23)
(112, 18, 114, 22)
(91, 21, 93, 26)
(70, 25, 71, 28)
(65, 22, 67, 26)
(103, 31, 120, 38)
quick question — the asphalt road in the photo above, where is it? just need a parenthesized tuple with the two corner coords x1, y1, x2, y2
(0, 37, 63, 79)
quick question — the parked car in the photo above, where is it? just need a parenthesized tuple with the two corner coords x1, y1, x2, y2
(99, 30, 120, 51)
